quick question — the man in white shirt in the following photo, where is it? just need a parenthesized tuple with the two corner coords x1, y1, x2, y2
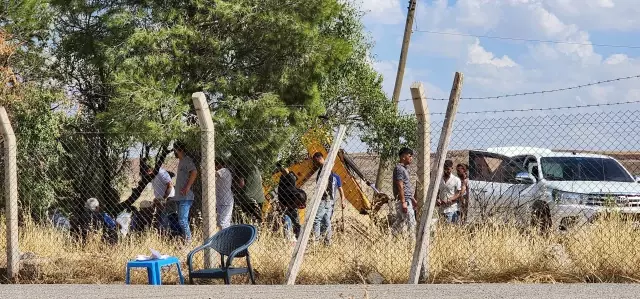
(152, 167, 175, 202)
(215, 158, 234, 230)
(146, 165, 175, 230)
(437, 160, 462, 223)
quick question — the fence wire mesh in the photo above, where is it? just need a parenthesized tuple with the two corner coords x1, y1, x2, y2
(4, 109, 640, 284)
(424, 109, 640, 283)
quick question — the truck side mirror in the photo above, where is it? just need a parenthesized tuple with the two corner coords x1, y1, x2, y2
(515, 172, 535, 184)
(635, 176, 640, 183)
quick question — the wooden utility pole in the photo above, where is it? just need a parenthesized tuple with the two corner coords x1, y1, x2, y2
(392, 0, 418, 105)
(374, 0, 418, 191)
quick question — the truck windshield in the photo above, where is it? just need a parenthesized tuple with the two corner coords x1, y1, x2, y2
(540, 157, 633, 182)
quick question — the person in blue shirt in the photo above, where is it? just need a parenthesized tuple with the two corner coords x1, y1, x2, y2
(312, 152, 345, 246)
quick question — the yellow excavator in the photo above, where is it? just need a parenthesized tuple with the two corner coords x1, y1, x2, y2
(261, 126, 391, 224)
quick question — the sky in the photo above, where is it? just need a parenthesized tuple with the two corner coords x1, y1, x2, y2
(356, 0, 640, 117)
(346, 0, 640, 152)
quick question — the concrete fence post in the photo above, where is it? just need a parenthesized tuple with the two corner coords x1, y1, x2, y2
(410, 82, 431, 221)
(0, 107, 18, 279)
(408, 72, 463, 283)
(192, 92, 216, 268)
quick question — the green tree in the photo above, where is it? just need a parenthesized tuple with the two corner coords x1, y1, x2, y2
(1, 0, 54, 82)
(316, 2, 417, 180)
(1, 1, 68, 218)
(98, 0, 371, 168)
(11, 88, 68, 219)
(49, 0, 145, 213)
(44, 0, 413, 218)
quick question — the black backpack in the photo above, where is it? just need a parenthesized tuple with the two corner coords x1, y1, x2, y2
(278, 172, 307, 208)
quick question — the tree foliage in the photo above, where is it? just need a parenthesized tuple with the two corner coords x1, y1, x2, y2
(1, 0, 414, 218)
(316, 2, 417, 164)
(1, 3, 68, 218)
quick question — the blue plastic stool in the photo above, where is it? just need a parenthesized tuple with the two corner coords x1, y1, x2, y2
(125, 256, 185, 285)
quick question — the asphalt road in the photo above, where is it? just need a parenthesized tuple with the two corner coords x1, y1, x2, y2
(3, 284, 640, 299)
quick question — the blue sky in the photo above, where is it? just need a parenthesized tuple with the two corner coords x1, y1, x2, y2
(357, 0, 640, 119)
(343, 0, 640, 151)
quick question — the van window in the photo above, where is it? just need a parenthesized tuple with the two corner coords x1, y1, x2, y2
(470, 152, 526, 183)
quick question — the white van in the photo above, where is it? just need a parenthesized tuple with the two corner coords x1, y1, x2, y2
(467, 147, 640, 230)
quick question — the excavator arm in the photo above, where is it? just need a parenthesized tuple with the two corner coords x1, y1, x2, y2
(262, 127, 382, 223)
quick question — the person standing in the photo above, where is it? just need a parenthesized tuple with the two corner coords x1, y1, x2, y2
(215, 158, 234, 230)
(391, 147, 417, 237)
(144, 163, 175, 231)
(437, 160, 462, 224)
(312, 152, 345, 246)
(233, 165, 265, 224)
(456, 163, 470, 224)
(277, 165, 305, 240)
(173, 141, 198, 244)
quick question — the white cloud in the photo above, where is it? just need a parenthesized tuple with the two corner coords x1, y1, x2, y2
(546, 0, 640, 31)
(467, 39, 518, 68)
(454, 0, 502, 30)
(624, 89, 640, 101)
(604, 54, 628, 65)
(531, 4, 569, 36)
(597, 0, 615, 8)
(587, 85, 616, 101)
(372, 60, 446, 113)
(357, 0, 404, 25)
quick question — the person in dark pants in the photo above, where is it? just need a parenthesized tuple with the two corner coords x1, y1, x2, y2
(232, 165, 265, 224)
(277, 164, 306, 239)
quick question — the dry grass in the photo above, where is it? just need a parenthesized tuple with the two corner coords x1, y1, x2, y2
(3, 215, 640, 284)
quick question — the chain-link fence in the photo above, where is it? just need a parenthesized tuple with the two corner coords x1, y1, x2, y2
(423, 109, 640, 283)
(3, 108, 640, 284)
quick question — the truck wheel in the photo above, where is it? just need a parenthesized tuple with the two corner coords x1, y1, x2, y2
(530, 201, 551, 233)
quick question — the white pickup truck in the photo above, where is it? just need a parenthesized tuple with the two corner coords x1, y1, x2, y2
(467, 147, 640, 230)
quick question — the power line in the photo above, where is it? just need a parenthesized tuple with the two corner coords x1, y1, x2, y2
(413, 30, 640, 49)
(398, 74, 640, 102)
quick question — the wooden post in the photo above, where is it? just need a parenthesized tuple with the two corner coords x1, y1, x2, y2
(285, 125, 347, 285)
(0, 107, 18, 279)
(410, 82, 430, 220)
(376, 0, 419, 195)
(192, 92, 216, 268)
(376, 0, 418, 192)
(408, 72, 463, 284)
(392, 0, 418, 105)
